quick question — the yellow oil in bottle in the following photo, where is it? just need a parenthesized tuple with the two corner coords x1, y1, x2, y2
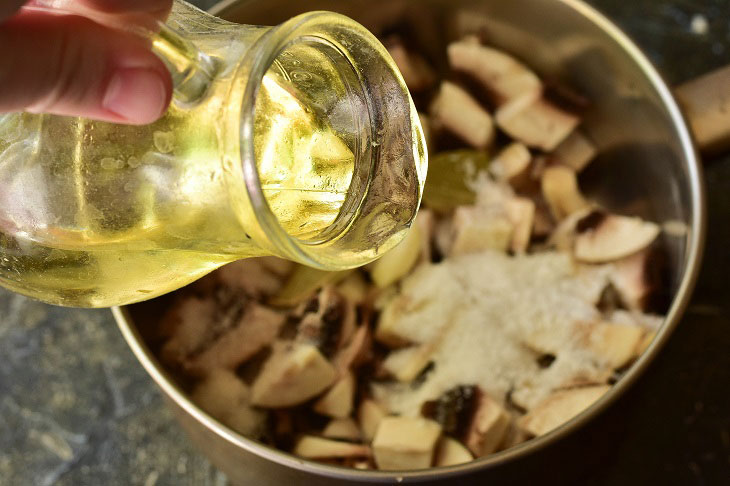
(0, 39, 360, 307)
(0, 8, 427, 308)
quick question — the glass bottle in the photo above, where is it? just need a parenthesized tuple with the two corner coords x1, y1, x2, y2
(0, 0, 427, 307)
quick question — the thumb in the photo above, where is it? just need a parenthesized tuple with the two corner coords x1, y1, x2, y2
(0, 9, 172, 124)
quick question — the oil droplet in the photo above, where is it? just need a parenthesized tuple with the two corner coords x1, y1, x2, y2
(153, 131, 175, 154)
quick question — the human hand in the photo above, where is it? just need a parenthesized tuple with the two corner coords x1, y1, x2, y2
(0, 0, 173, 124)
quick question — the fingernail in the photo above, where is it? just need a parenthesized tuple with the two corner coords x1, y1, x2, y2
(103, 68, 168, 123)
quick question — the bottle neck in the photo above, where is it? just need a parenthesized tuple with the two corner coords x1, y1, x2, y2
(234, 11, 427, 270)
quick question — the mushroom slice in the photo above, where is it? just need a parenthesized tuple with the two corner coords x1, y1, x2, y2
(505, 197, 536, 253)
(372, 416, 442, 470)
(322, 418, 361, 442)
(313, 371, 356, 419)
(463, 392, 511, 456)
(496, 96, 579, 151)
(541, 165, 589, 221)
(382, 345, 434, 383)
(293, 436, 370, 459)
(368, 217, 423, 288)
(550, 130, 597, 172)
(358, 399, 387, 442)
(447, 37, 542, 106)
(573, 212, 660, 263)
(386, 39, 436, 92)
(251, 342, 337, 408)
(579, 322, 645, 369)
(434, 437, 473, 466)
(547, 207, 593, 251)
(489, 142, 531, 187)
(450, 205, 514, 256)
(518, 385, 611, 436)
(430, 81, 495, 150)
(609, 250, 658, 311)
(185, 303, 286, 376)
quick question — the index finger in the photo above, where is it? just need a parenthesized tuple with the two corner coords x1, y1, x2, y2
(26, 0, 172, 27)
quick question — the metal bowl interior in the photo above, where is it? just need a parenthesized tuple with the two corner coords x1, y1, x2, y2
(114, 0, 705, 484)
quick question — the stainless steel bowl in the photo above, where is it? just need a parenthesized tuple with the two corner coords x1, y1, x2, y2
(113, 0, 706, 484)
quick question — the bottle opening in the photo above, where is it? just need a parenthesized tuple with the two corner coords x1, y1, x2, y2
(239, 12, 427, 269)
(253, 36, 371, 245)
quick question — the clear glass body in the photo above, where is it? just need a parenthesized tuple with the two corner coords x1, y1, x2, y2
(0, 1, 427, 307)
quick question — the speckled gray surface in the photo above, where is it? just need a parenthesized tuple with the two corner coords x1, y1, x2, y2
(1, 0, 730, 485)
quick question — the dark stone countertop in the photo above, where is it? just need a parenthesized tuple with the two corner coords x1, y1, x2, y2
(1, 0, 729, 485)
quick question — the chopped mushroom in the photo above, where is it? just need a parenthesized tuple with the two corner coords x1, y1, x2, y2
(250, 342, 337, 408)
(322, 418, 361, 441)
(159, 297, 217, 364)
(333, 324, 372, 375)
(495, 96, 579, 151)
(447, 37, 542, 106)
(269, 265, 352, 308)
(296, 287, 356, 358)
(382, 344, 434, 383)
(609, 250, 657, 311)
(386, 39, 436, 92)
(518, 385, 611, 436)
(358, 399, 387, 442)
(191, 369, 267, 438)
(574, 212, 660, 263)
(505, 197, 536, 253)
(434, 437, 473, 466)
(372, 416, 443, 470)
(293, 436, 371, 459)
(336, 272, 369, 305)
(550, 130, 597, 172)
(463, 392, 511, 456)
(635, 330, 657, 356)
(313, 371, 356, 418)
(185, 303, 286, 376)
(450, 205, 513, 256)
(499, 422, 529, 449)
(215, 257, 292, 299)
(580, 322, 645, 369)
(368, 217, 423, 288)
(547, 207, 593, 251)
(430, 81, 495, 150)
(489, 142, 532, 187)
(541, 165, 589, 221)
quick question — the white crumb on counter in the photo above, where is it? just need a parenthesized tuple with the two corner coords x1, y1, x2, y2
(690, 14, 709, 35)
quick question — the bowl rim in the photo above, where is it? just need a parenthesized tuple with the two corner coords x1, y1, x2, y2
(113, 0, 706, 481)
